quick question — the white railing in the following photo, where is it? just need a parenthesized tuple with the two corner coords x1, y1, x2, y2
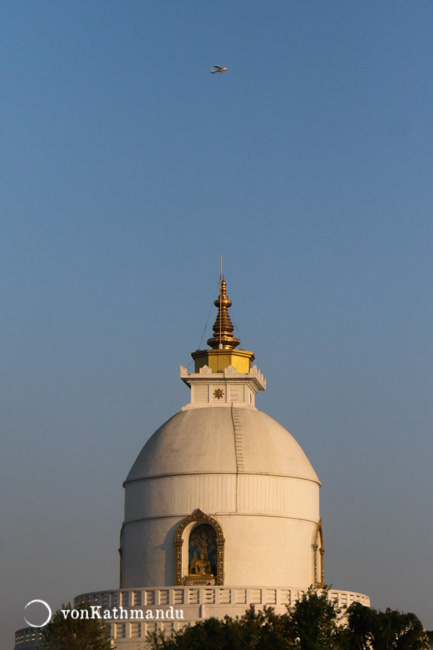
(15, 586, 370, 648)
(74, 585, 370, 609)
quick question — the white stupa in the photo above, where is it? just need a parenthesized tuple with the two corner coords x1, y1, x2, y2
(15, 278, 369, 649)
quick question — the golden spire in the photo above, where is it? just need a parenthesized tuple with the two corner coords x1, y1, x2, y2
(191, 263, 255, 373)
(207, 274, 240, 350)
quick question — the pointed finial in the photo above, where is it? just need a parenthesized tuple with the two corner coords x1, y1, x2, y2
(207, 275, 240, 350)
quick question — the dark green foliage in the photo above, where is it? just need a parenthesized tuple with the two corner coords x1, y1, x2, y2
(345, 602, 433, 650)
(285, 587, 347, 650)
(148, 607, 293, 650)
(341, 601, 377, 649)
(148, 587, 345, 650)
(149, 588, 433, 650)
(39, 602, 112, 650)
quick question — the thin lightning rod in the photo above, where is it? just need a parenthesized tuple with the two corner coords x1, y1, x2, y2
(219, 254, 223, 349)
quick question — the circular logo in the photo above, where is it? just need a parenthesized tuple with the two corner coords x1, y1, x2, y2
(24, 599, 52, 628)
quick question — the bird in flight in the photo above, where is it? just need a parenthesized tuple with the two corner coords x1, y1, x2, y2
(210, 65, 228, 74)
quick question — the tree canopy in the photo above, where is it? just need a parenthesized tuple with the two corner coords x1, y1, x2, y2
(344, 601, 433, 650)
(39, 602, 112, 650)
(149, 588, 433, 650)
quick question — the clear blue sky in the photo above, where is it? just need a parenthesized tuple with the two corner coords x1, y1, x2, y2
(2, 1, 433, 645)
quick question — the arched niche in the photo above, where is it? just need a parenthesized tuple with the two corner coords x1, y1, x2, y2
(312, 518, 325, 588)
(174, 509, 225, 585)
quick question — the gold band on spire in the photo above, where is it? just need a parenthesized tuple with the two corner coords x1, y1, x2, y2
(207, 280, 240, 350)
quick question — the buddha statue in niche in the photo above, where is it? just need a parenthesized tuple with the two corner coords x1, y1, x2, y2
(195, 551, 212, 576)
(186, 524, 216, 584)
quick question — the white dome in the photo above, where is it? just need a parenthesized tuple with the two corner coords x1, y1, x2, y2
(125, 407, 320, 485)
(121, 404, 322, 589)
(121, 327, 322, 590)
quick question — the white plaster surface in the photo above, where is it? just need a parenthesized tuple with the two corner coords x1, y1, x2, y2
(122, 405, 321, 588)
(125, 407, 320, 482)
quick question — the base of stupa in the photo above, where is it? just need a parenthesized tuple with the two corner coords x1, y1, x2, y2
(15, 585, 370, 649)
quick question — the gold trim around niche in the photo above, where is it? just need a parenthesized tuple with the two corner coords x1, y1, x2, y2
(174, 509, 225, 586)
(313, 517, 325, 588)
